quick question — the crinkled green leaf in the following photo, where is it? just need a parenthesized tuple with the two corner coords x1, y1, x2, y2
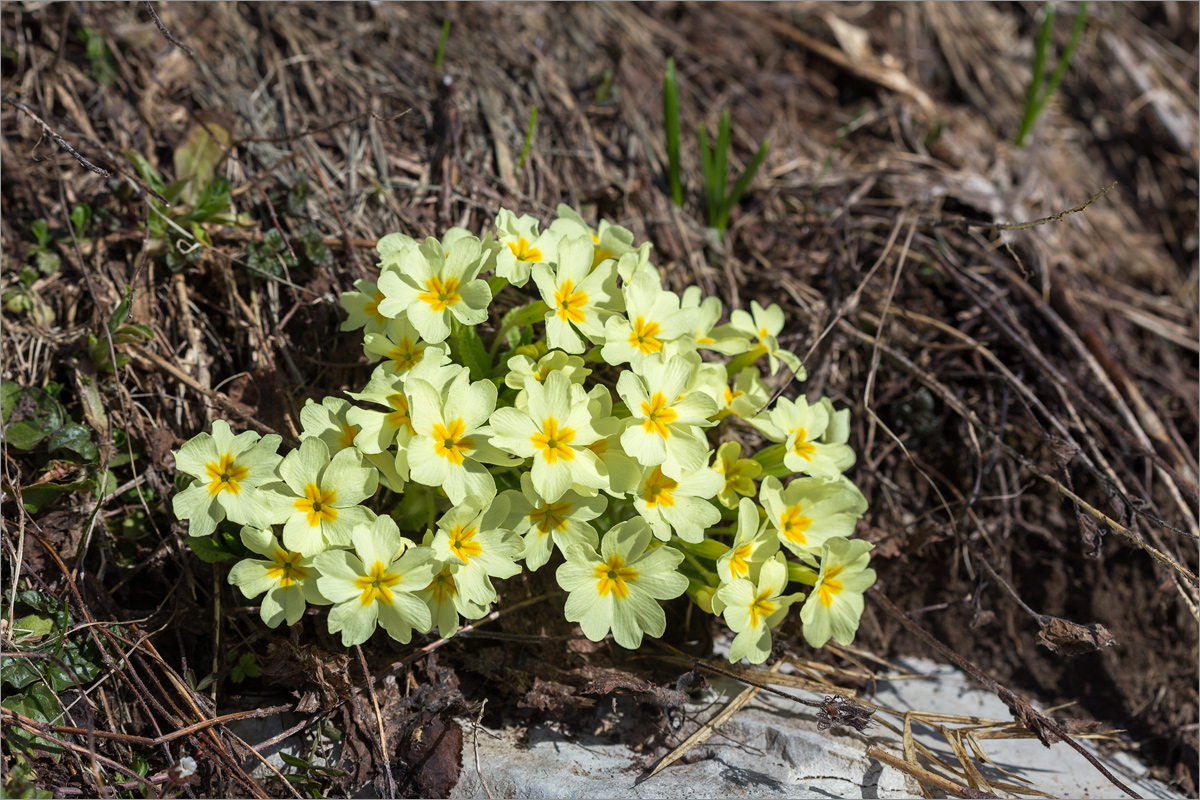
(2, 684, 65, 759)
(34, 250, 60, 276)
(1, 653, 44, 691)
(47, 423, 97, 461)
(1, 380, 23, 425)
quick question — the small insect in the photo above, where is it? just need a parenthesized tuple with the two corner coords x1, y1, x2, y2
(815, 694, 876, 733)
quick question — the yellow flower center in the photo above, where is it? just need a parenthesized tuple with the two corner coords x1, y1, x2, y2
(205, 452, 249, 496)
(780, 504, 811, 544)
(529, 499, 573, 534)
(586, 438, 608, 455)
(507, 237, 542, 263)
(530, 416, 576, 464)
(789, 426, 815, 460)
(266, 548, 309, 589)
(757, 327, 770, 341)
(338, 423, 359, 451)
(818, 565, 844, 607)
(628, 316, 663, 355)
(640, 392, 677, 438)
(294, 483, 338, 527)
(386, 393, 416, 435)
(355, 560, 402, 606)
(718, 458, 754, 496)
(641, 466, 678, 508)
(590, 234, 613, 269)
(423, 566, 459, 604)
(727, 542, 753, 581)
(365, 290, 386, 325)
(717, 385, 747, 420)
(432, 418, 474, 466)
(554, 279, 589, 324)
(387, 337, 425, 373)
(417, 275, 462, 312)
(448, 524, 482, 564)
(748, 587, 777, 628)
(593, 554, 637, 598)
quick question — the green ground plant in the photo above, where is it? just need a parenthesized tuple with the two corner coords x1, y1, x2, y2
(1, 591, 108, 764)
(123, 119, 252, 271)
(662, 59, 769, 239)
(1015, 2, 1090, 147)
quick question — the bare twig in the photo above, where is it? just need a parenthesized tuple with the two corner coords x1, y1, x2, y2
(142, 1, 194, 56)
(2, 95, 110, 176)
(472, 698, 494, 800)
(355, 645, 396, 799)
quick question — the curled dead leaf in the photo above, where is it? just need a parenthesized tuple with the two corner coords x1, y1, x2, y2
(1036, 617, 1117, 656)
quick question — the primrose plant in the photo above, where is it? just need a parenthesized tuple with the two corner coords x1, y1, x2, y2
(172, 205, 875, 663)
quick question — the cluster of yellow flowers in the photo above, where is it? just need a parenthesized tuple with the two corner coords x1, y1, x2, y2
(172, 206, 875, 663)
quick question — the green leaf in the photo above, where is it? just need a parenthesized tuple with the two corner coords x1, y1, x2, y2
(454, 324, 491, 381)
(2, 752, 55, 799)
(298, 230, 333, 270)
(10, 614, 55, 641)
(121, 150, 166, 196)
(1, 380, 23, 425)
(1, 654, 44, 692)
(186, 176, 233, 224)
(4, 421, 48, 450)
(17, 480, 94, 514)
(230, 652, 260, 684)
(45, 639, 104, 692)
(507, 300, 550, 327)
(279, 752, 312, 770)
(2, 684, 65, 759)
(173, 121, 231, 207)
(286, 177, 310, 215)
(110, 323, 154, 347)
(2, 385, 63, 451)
(47, 423, 97, 462)
(109, 295, 131, 334)
(30, 219, 50, 247)
(187, 530, 242, 563)
(69, 204, 91, 238)
(33, 251, 60, 277)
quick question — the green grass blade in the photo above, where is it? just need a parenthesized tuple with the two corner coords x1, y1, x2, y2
(698, 121, 716, 220)
(714, 139, 769, 234)
(664, 58, 684, 207)
(518, 105, 538, 170)
(1044, 1, 1089, 100)
(714, 110, 731, 220)
(1015, 4, 1055, 147)
(434, 19, 451, 70)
